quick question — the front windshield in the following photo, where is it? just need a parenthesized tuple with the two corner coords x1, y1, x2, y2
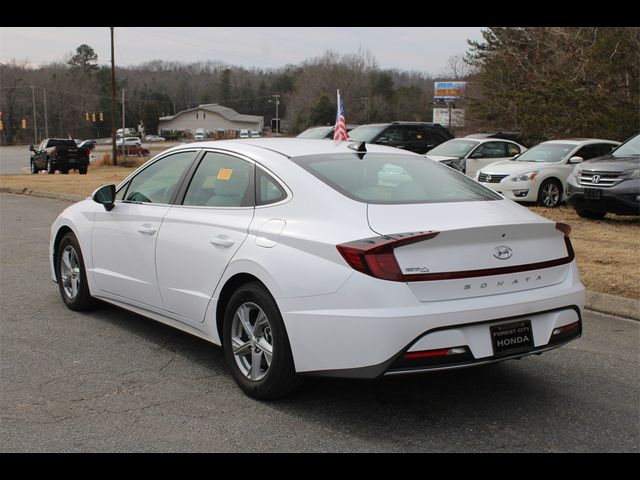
(347, 125, 386, 142)
(297, 127, 332, 139)
(515, 143, 574, 162)
(427, 139, 478, 158)
(612, 134, 640, 157)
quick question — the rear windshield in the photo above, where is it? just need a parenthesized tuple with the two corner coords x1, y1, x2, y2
(47, 139, 77, 148)
(292, 153, 502, 204)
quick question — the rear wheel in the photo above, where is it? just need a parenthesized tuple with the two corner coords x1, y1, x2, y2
(79, 166, 88, 175)
(537, 179, 562, 207)
(223, 282, 301, 400)
(55, 232, 94, 311)
(60, 167, 69, 174)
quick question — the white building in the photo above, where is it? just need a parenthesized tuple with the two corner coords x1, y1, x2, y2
(158, 103, 264, 136)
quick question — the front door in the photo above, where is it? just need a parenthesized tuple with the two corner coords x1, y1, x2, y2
(90, 150, 197, 308)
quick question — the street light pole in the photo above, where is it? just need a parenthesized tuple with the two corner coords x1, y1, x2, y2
(43, 88, 49, 138)
(30, 86, 37, 144)
(272, 94, 280, 135)
(110, 27, 118, 166)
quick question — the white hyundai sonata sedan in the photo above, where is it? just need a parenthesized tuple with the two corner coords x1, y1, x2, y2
(50, 138, 585, 399)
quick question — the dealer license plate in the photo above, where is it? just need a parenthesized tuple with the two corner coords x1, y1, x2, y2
(584, 188, 602, 199)
(490, 320, 534, 357)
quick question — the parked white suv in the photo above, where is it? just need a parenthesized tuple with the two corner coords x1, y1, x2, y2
(477, 139, 619, 207)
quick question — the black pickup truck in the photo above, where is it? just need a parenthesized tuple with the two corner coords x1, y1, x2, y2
(29, 138, 90, 174)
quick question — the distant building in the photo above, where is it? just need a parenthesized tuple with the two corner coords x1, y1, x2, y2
(158, 103, 264, 137)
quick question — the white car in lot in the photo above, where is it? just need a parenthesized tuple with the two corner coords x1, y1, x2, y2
(116, 136, 142, 147)
(425, 137, 527, 178)
(477, 139, 620, 207)
(50, 139, 585, 399)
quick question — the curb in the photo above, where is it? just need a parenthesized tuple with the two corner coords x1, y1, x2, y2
(0, 186, 86, 203)
(1, 187, 638, 321)
(585, 290, 640, 321)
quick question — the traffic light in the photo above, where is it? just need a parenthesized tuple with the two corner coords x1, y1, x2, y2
(99, 112, 104, 122)
(21, 118, 27, 129)
(85, 112, 90, 121)
(91, 112, 96, 122)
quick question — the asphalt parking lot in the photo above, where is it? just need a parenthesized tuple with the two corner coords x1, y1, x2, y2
(1, 193, 638, 452)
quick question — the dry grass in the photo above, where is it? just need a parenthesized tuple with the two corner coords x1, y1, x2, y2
(1, 167, 638, 299)
(530, 206, 639, 299)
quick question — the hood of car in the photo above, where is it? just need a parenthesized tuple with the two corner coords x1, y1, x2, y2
(579, 155, 639, 172)
(480, 160, 558, 175)
(426, 155, 459, 162)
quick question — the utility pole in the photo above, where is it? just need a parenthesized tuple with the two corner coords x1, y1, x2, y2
(30, 86, 37, 144)
(43, 88, 49, 138)
(271, 94, 280, 135)
(110, 27, 117, 166)
(122, 89, 126, 157)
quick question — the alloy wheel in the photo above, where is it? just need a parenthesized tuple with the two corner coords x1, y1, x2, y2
(541, 182, 560, 207)
(231, 302, 274, 381)
(60, 245, 81, 299)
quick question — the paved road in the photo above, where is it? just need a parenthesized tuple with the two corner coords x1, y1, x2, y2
(0, 146, 31, 174)
(1, 193, 638, 452)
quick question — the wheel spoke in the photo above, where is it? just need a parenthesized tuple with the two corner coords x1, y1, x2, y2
(62, 251, 72, 272)
(236, 305, 255, 340)
(254, 311, 269, 337)
(232, 337, 252, 357)
(71, 277, 78, 298)
(250, 349, 263, 380)
(258, 338, 273, 367)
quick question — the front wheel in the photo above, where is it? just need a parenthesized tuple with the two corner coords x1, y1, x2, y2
(55, 232, 94, 311)
(78, 166, 88, 175)
(537, 179, 562, 207)
(223, 282, 301, 400)
(576, 206, 606, 219)
(46, 158, 55, 174)
(30, 160, 39, 174)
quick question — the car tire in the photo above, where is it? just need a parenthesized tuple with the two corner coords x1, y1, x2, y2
(576, 207, 606, 219)
(223, 281, 301, 400)
(46, 158, 55, 174)
(30, 160, 39, 174)
(60, 167, 69, 175)
(79, 166, 88, 175)
(55, 232, 95, 311)
(537, 179, 562, 207)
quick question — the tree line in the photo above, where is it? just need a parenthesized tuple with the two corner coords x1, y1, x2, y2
(2, 28, 638, 146)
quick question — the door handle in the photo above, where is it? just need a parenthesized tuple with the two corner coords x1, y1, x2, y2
(209, 235, 235, 248)
(137, 224, 157, 236)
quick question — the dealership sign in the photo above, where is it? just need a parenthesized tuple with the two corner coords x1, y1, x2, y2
(433, 108, 465, 127)
(434, 81, 467, 101)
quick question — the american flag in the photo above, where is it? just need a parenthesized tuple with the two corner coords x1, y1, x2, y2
(333, 89, 348, 141)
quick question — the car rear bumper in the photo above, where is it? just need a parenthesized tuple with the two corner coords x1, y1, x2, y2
(281, 261, 585, 376)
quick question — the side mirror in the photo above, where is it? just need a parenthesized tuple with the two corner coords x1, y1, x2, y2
(569, 156, 584, 164)
(29, 145, 35, 151)
(92, 184, 116, 211)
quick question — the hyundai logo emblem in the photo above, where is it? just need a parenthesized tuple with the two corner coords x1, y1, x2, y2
(486, 174, 492, 182)
(493, 245, 513, 260)
(592, 174, 601, 184)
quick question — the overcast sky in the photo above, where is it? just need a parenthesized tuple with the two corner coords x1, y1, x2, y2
(0, 27, 484, 75)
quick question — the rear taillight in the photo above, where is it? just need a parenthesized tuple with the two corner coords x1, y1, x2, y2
(336, 231, 439, 281)
(555, 222, 575, 262)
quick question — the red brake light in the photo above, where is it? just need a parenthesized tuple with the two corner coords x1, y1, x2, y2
(336, 231, 439, 281)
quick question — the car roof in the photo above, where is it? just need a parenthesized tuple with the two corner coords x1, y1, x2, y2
(542, 138, 619, 146)
(169, 138, 411, 158)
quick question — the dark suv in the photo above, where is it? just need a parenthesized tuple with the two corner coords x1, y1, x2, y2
(347, 122, 453, 154)
(566, 133, 639, 218)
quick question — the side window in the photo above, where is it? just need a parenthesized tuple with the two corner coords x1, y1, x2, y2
(574, 145, 599, 160)
(257, 168, 287, 206)
(115, 181, 129, 201)
(124, 151, 196, 204)
(379, 126, 407, 144)
(182, 152, 254, 207)
(473, 141, 508, 158)
(506, 143, 521, 156)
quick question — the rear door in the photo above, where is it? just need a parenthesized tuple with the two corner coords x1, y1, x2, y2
(155, 150, 255, 323)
